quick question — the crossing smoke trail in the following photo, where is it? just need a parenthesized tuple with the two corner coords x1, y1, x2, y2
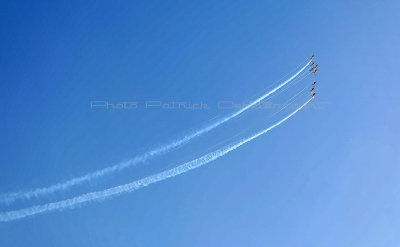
(0, 60, 311, 204)
(0, 98, 312, 222)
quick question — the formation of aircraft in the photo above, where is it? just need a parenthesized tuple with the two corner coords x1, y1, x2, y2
(310, 54, 318, 99)
(310, 64, 318, 74)
(310, 82, 317, 99)
(309, 54, 318, 74)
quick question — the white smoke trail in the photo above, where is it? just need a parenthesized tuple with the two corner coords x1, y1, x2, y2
(0, 98, 312, 222)
(0, 60, 311, 204)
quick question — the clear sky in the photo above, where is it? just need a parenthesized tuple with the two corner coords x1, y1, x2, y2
(0, 0, 399, 246)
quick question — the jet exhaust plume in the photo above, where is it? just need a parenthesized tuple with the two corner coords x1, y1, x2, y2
(0, 60, 311, 204)
(0, 98, 312, 222)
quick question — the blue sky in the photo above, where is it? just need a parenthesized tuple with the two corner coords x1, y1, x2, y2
(0, 0, 399, 246)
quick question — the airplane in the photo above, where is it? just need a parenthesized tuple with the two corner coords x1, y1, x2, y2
(311, 61, 315, 67)
(310, 54, 315, 60)
(312, 92, 316, 99)
(313, 68, 318, 74)
(312, 81, 317, 86)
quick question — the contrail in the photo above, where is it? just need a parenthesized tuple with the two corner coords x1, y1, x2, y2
(0, 60, 311, 204)
(0, 98, 312, 222)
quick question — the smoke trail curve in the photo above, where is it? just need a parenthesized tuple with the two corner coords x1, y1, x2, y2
(0, 60, 311, 204)
(0, 98, 312, 222)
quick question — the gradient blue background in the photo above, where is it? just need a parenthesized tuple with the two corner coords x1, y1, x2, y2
(0, 0, 399, 246)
